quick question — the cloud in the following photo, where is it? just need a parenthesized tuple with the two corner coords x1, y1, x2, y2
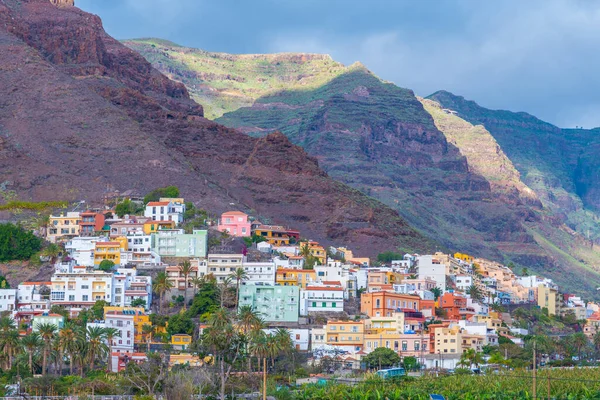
(267, 0, 600, 127)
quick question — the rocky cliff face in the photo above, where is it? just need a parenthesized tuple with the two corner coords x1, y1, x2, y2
(0, 0, 434, 256)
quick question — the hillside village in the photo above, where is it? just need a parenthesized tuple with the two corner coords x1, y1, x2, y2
(0, 187, 596, 384)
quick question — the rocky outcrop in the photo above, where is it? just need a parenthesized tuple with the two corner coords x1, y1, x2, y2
(0, 0, 434, 256)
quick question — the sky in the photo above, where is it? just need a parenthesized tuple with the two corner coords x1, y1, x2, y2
(77, 0, 600, 128)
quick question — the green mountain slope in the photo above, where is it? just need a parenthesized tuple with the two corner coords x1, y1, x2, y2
(125, 39, 600, 297)
(427, 91, 600, 241)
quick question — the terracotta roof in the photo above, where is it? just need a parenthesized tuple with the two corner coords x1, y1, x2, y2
(20, 281, 51, 286)
(97, 241, 121, 246)
(147, 201, 169, 206)
(222, 211, 248, 216)
(322, 281, 342, 286)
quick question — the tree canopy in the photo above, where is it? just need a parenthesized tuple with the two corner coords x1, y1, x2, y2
(362, 347, 401, 369)
(0, 223, 42, 261)
(144, 186, 180, 204)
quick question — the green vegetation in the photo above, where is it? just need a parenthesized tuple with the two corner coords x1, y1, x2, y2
(0, 200, 68, 212)
(376, 251, 403, 263)
(362, 347, 401, 369)
(114, 199, 144, 217)
(143, 185, 180, 204)
(98, 259, 115, 272)
(292, 369, 600, 399)
(0, 223, 42, 261)
(0, 275, 9, 289)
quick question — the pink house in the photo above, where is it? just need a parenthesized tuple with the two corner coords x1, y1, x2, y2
(217, 211, 251, 237)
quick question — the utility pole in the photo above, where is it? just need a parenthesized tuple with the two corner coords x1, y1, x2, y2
(533, 341, 537, 400)
(263, 357, 267, 400)
(547, 370, 551, 400)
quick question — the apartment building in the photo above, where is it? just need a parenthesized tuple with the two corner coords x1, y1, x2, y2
(243, 261, 276, 284)
(152, 229, 207, 258)
(275, 268, 316, 288)
(203, 253, 244, 282)
(238, 283, 299, 322)
(79, 211, 105, 236)
(51, 270, 114, 307)
(538, 284, 562, 316)
(325, 321, 364, 353)
(360, 292, 421, 317)
(65, 236, 102, 267)
(417, 255, 447, 291)
(299, 282, 345, 316)
(17, 281, 51, 311)
(47, 212, 81, 243)
(0, 289, 16, 312)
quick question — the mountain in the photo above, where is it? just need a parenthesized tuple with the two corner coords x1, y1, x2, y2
(126, 39, 600, 296)
(0, 0, 436, 257)
(427, 91, 600, 241)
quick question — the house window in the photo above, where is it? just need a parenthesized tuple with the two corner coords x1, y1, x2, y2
(332, 302, 337, 308)
(402, 341, 408, 351)
(312, 302, 316, 307)
(322, 302, 326, 307)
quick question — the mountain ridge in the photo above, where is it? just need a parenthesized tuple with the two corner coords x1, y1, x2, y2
(125, 38, 600, 296)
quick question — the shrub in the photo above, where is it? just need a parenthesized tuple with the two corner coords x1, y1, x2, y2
(0, 223, 42, 261)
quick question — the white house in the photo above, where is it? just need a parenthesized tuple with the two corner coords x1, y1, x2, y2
(144, 199, 185, 224)
(455, 275, 473, 291)
(65, 236, 104, 267)
(17, 282, 51, 311)
(51, 270, 114, 308)
(417, 255, 447, 291)
(299, 282, 345, 316)
(0, 289, 17, 312)
(242, 261, 276, 284)
(310, 327, 327, 350)
(314, 261, 358, 299)
(274, 255, 305, 270)
(87, 308, 138, 353)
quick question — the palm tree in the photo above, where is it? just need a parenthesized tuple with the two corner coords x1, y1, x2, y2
(86, 326, 108, 372)
(103, 327, 120, 372)
(142, 324, 154, 353)
(571, 332, 588, 362)
(593, 331, 600, 356)
(37, 322, 57, 375)
(431, 287, 442, 302)
(190, 276, 203, 297)
(1, 329, 21, 370)
(178, 260, 193, 302)
(219, 277, 233, 307)
(42, 243, 62, 264)
(0, 316, 16, 333)
(153, 271, 174, 313)
(249, 330, 270, 373)
(238, 306, 263, 334)
(467, 284, 483, 302)
(230, 268, 248, 307)
(57, 323, 79, 376)
(22, 333, 42, 375)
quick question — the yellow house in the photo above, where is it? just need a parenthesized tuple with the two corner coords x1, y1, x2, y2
(326, 321, 364, 352)
(171, 333, 192, 349)
(94, 241, 123, 266)
(454, 252, 474, 264)
(275, 268, 316, 288)
(252, 225, 299, 246)
(103, 306, 150, 344)
(143, 220, 176, 234)
(307, 241, 327, 265)
(538, 284, 561, 316)
(47, 212, 81, 243)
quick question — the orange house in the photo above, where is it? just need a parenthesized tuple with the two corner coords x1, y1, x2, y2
(440, 292, 473, 320)
(361, 292, 421, 317)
